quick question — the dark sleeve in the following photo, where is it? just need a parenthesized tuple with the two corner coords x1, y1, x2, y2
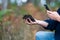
(57, 8, 60, 15)
(44, 19, 57, 31)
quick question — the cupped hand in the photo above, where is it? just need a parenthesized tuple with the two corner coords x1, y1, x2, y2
(24, 18, 38, 25)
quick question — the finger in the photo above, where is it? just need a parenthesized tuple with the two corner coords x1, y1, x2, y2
(47, 10, 53, 14)
(28, 18, 32, 23)
(27, 18, 35, 24)
(26, 19, 33, 25)
(25, 19, 29, 23)
(26, 19, 30, 23)
(34, 18, 36, 20)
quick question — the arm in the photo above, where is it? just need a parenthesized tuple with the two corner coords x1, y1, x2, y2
(35, 19, 48, 27)
(25, 18, 57, 30)
(25, 19, 48, 27)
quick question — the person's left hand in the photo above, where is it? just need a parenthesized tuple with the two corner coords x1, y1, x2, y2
(47, 10, 60, 20)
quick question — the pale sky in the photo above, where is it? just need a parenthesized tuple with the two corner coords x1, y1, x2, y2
(0, 0, 27, 4)
(0, 0, 2, 4)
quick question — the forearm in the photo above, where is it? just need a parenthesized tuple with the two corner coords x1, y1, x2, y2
(36, 20, 48, 27)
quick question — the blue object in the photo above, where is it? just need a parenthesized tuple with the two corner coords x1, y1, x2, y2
(35, 31, 55, 40)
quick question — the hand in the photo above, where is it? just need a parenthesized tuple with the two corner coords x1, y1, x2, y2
(47, 10, 60, 20)
(24, 18, 49, 27)
(24, 18, 38, 25)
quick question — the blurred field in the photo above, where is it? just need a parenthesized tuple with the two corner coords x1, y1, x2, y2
(0, 0, 60, 40)
(1, 3, 46, 40)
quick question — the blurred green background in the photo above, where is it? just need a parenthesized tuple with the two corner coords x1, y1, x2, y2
(0, 0, 60, 40)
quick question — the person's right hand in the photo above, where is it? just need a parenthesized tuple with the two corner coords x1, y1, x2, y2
(24, 18, 38, 25)
(47, 10, 60, 21)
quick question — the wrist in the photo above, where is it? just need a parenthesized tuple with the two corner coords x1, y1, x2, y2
(36, 20, 42, 25)
(35, 20, 39, 24)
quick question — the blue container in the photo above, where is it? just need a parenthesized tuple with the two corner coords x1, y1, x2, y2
(35, 31, 55, 40)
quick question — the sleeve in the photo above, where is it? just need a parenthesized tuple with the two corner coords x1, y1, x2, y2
(44, 19, 57, 31)
(57, 8, 60, 15)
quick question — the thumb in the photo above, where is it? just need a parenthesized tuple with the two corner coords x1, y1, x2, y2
(47, 10, 53, 14)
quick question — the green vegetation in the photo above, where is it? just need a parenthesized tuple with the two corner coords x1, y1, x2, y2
(0, 0, 60, 40)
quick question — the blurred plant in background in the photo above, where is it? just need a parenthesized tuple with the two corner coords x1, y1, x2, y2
(0, 0, 59, 40)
